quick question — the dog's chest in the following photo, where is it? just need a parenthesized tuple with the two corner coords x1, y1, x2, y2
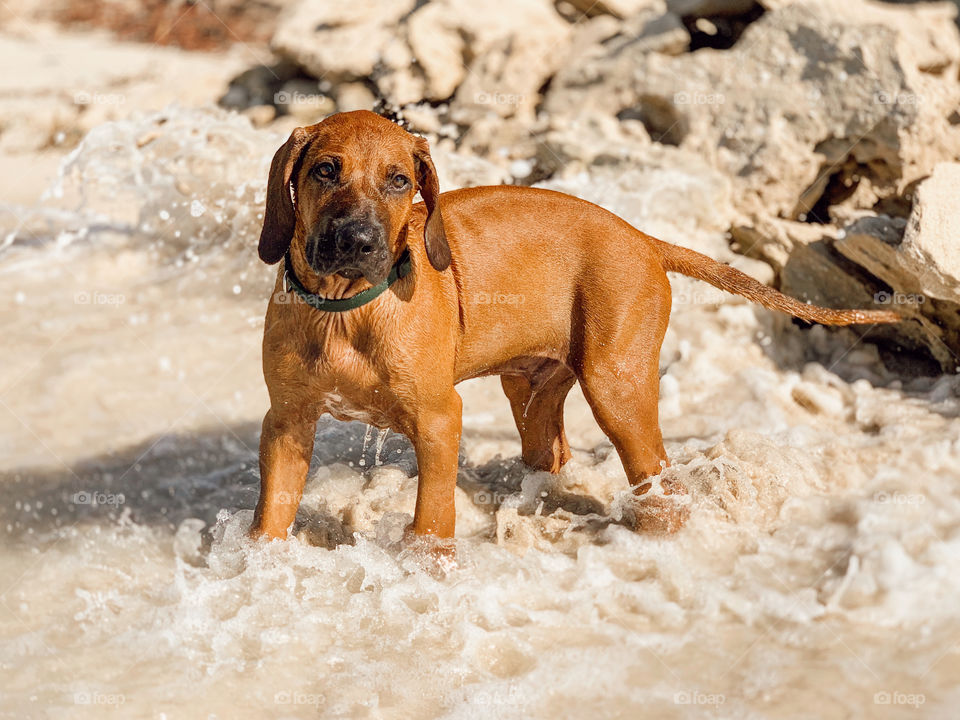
(294, 328, 401, 429)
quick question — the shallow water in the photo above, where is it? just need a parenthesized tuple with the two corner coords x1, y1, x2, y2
(1, 108, 959, 719)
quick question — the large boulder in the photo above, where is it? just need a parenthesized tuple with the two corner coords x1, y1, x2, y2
(829, 164, 960, 371)
(413, 0, 570, 116)
(271, 0, 417, 82)
(546, 0, 960, 228)
(272, 0, 570, 115)
(836, 164, 960, 308)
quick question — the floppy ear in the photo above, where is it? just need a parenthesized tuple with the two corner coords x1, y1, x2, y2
(258, 127, 314, 264)
(413, 137, 450, 272)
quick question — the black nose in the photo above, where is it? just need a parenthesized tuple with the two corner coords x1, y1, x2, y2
(333, 218, 380, 256)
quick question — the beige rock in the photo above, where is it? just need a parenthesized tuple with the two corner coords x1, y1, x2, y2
(564, 0, 665, 19)
(535, 110, 651, 177)
(271, 0, 416, 80)
(241, 104, 277, 128)
(432, 147, 511, 190)
(334, 83, 377, 113)
(454, 115, 544, 166)
(274, 0, 569, 115)
(597, 7, 690, 57)
(547, 0, 960, 229)
(277, 79, 335, 122)
(897, 164, 960, 304)
(828, 164, 960, 369)
(667, 0, 756, 14)
(400, 105, 443, 135)
(417, 0, 571, 117)
(406, 4, 467, 101)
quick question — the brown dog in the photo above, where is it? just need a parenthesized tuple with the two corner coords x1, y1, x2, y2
(249, 110, 899, 542)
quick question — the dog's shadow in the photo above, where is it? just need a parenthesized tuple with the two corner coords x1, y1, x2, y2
(0, 417, 618, 550)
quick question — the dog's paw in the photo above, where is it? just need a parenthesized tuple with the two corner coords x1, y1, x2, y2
(626, 476, 690, 534)
(401, 524, 458, 575)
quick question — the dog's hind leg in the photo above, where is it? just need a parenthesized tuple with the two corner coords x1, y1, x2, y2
(574, 268, 688, 532)
(501, 363, 577, 473)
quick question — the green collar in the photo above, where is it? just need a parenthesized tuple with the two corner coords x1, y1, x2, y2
(282, 249, 412, 312)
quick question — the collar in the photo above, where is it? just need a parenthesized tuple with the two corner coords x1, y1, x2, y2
(282, 249, 412, 312)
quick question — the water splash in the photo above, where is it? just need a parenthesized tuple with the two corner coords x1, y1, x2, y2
(374, 428, 390, 466)
(358, 424, 374, 467)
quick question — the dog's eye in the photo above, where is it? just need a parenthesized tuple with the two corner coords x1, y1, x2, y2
(391, 174, 410, 191)
(312, 162, 336, 180)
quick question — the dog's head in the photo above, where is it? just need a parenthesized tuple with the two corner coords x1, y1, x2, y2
(258, 110, 449, 284)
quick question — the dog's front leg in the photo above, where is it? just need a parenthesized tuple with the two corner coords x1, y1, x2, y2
(249, 408, 316, 540)
(408, 390, 463, 539)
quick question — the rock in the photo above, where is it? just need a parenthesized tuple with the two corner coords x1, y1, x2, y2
(219, 60, 303, 111)
(828, 164, 960, 370)
(273, 0, 569, 116)
(271, 0, 416, 81)
(405, 4, 467, 101)
(400, 105, 443, 135)
(895, 163, 960, 305)
(599, 7, 690, 56)
(276, 78, 335, 121)
(454, 115, 545, 170)
(540, 145, 735, 235)
(435, 0, 571, 118)
(334, 83, 376, 113)
(546, 0, 960, 230)
(564, 0, 665, 19)
(732, 203, 960, 373)
(667, 0, 757, 15)
(431, 147, 511, 190)
(241, 104, 277, 128)
(536, 110, 652, 175)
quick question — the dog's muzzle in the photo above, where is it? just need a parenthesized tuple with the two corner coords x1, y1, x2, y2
(306, 215, 391, 283)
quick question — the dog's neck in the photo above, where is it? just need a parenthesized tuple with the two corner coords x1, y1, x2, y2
(286, 244, 374, 300)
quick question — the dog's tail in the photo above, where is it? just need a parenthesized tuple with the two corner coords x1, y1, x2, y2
(654, 239, 901, 326)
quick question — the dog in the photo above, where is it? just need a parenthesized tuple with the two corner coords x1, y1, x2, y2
(249, 110, 899, 543)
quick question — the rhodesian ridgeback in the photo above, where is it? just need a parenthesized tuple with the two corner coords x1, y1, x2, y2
(249, 110, 899, 543)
